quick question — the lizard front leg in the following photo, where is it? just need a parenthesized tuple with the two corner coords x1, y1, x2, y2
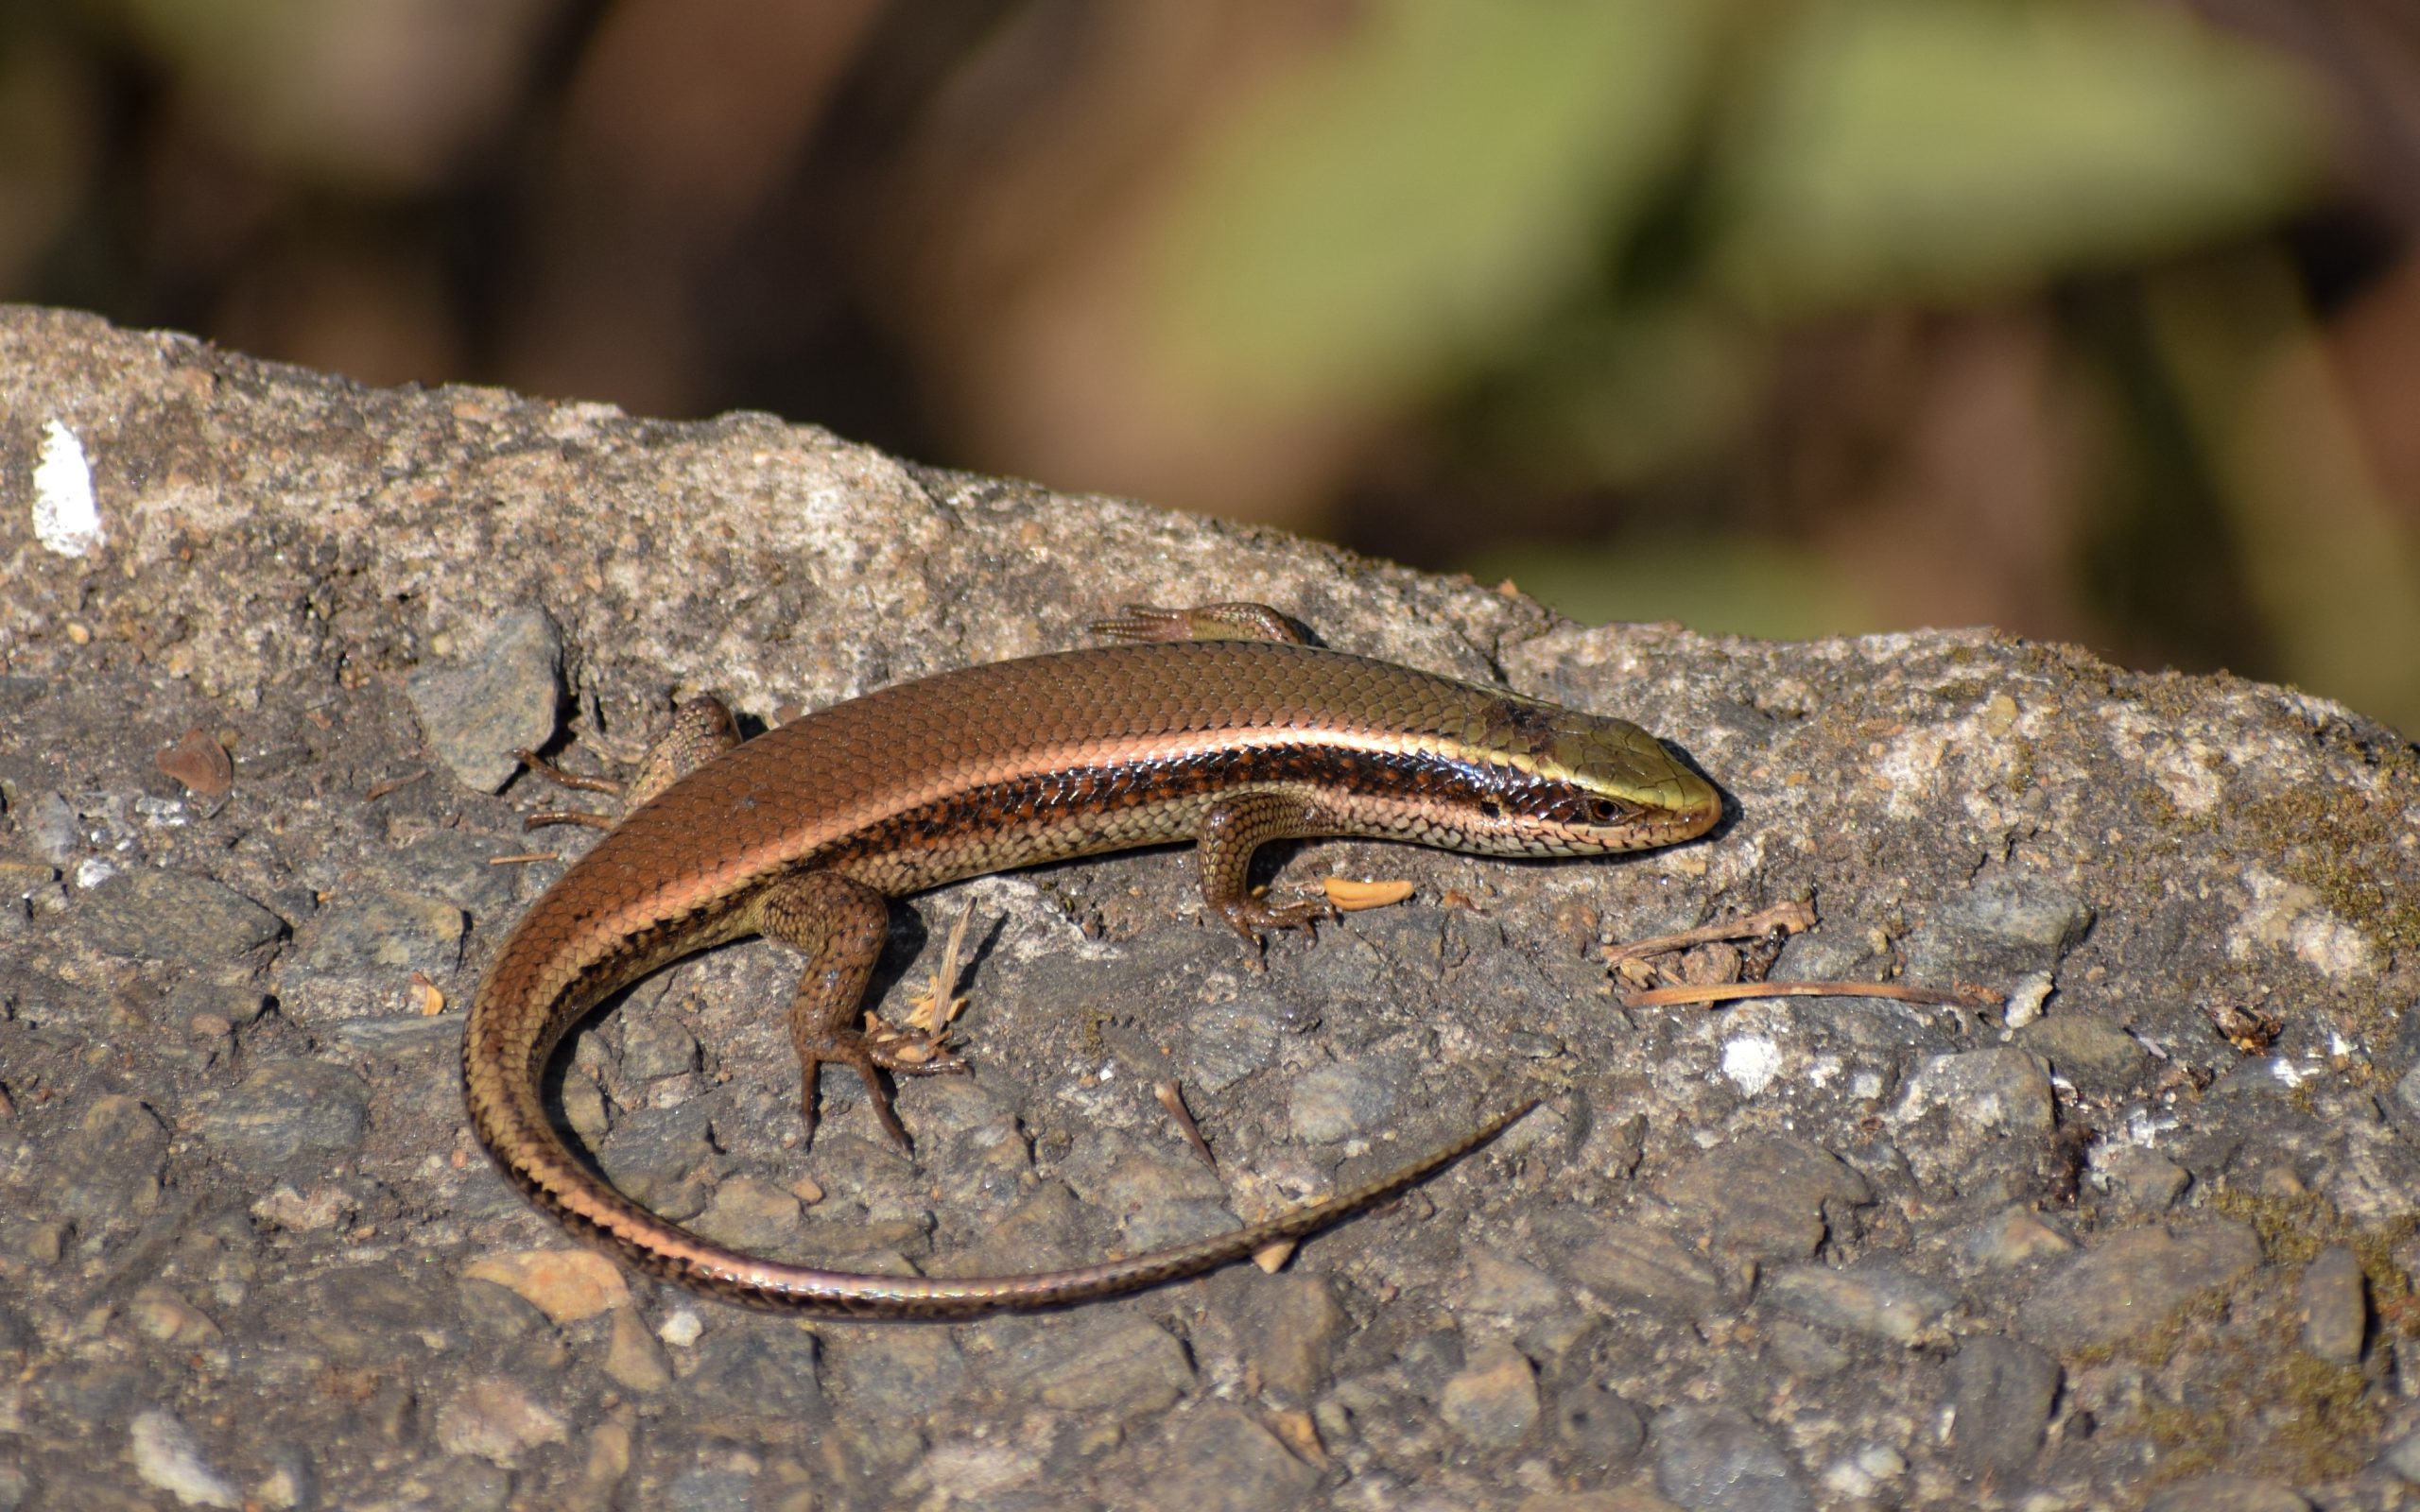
(1195, 788, 1341, 947)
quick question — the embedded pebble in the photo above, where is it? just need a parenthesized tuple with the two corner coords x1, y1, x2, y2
(128, 1409, 238, 1509)
(461, 1248, 631, 1323)
(1552, 1381, 1647, 1473)
(195, 1061, 370, 1171)
(1666, 1137, 1871, 1261)
(2015, 1014, 2152, 1092)
(603, 1307, 671, 1393)
(693, 1175, 804, 1252)
(1240, 1273, 1350, 1400)
(433, 1378, 567, 1467)
(1956, 1207, 2076, 1269)
(1437, 1342, 1539, 1447)
(824, 1327, 967, 1416)
(2299, 1245, 2366, 1366)
(1286, 1061, 1400, 1143)
(76, 869, 284, 960)
(49, 1095, 168, 1223)
(1153, 1406, 1321, 1512)
(1948, 1334, 2060, 1476)
(2140, 1475, 2310, 1512)
(1651, 1402, 1813, 1512)
(293, 888, 464, 977)
(1760, 1263, 1954, 1344)
(1184, 997, 1287, 1091)
(1548, 1214, 1723, 1316)
(618, 1011, 701, 1080)
(1902, 874, 2093, 983)
(993, 1314, 1193, 1417)
(2100, 1143, 2190, 1211)
(406, 607, 564, 793)
(2015, 1222, 2261, 1352)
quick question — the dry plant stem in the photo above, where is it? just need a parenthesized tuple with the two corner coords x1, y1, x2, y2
(1624, 980, 2005, 1012)
(1156, 1080, 1219, 1172)
(1600, 899, 1816, 964)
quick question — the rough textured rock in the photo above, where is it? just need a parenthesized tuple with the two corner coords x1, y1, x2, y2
(3, 304, 2418, 1507)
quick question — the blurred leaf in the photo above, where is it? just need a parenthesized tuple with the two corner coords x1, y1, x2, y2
(1154, 0, 1712, 412)
(1714, 0, 2327, 312)
(1470, 534, 1892, 640)
(1475, 301, 1763, 488)
(2144, 254, 2420, 732)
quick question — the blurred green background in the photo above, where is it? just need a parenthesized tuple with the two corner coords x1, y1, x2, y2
(9, 0, 2419, 730)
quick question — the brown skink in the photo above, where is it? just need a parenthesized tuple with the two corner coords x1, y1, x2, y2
(463, 604, 1720, 1316)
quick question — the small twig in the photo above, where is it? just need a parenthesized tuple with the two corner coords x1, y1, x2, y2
(1155, 1080, 1219, 1173)
(487, 851, 561, 867)
(1623, 979, 2003, 1012)
(363, 769, 429, 803)
(1602, 900, 1816, 965)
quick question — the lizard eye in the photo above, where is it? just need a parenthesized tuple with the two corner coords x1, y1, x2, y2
(1585, 798, 1630, 825)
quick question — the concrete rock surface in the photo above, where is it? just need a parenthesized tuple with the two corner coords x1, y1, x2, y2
(2, 304, 2418, 1509)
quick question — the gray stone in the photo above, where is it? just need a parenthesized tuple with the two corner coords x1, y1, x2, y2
(2381, 1429, 2420, 1481)
(75, 869, 284, 960)
(396, 828, 529, 921)
(679, 1324, 826, 1425)
(824, 1326, 967, 1415)
(196, 1061, 370, 1170)
(2299, 1245, 2365, 1365)
(1903, 874, 2093, 983)
(1240, 1274, 1349, 1400)
(19, 789, 77, 866)
(2100, 1144, 2190, 1211)
(1552, 1381, 1647, 1473)
(326, 1014, 462, 1053)
(1651, 1402, 1812, 1512)
(1948, 1335, 2059, 1476)
(406, 607, 564, 794)
(594, 1100, 717, 1218)
(1760, 1263, 1954, 1344)
(1764, 1319, 1849, 1378)
(293, 889, 464, 977)
(1185, 997, 1287, 1092)
(1437, 1343, 1539, 1447)
(993, 1314, 1193, 1417)
(48, 1095, 167, 1223)
(619, 1011, 700, 1080)
(290, 1267, 455, 1366)
(1157, 1405, 1320, 1512)
(1286, 1061, 1400, 1143)
(2141, 1476, 2309, 1512)
(1666, 1138, 1871, 1261)
(692, 1175, 804, 1252)
(1552, 1215, 1724, 1316)
(1891, 1048, 2054, 1187)
(2015, 1222, 2261, 1352)
(2015, 1014, 2151, 1092)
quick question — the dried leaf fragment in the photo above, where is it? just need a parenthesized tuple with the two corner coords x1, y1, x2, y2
(156, 726, 233, 798)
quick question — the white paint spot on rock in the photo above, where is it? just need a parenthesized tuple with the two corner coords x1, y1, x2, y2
(1721, 1034, 1783, 1097)
(33, 419, 104, 556)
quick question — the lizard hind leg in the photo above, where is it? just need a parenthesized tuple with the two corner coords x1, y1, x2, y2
(757, 870, 960, 1155)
